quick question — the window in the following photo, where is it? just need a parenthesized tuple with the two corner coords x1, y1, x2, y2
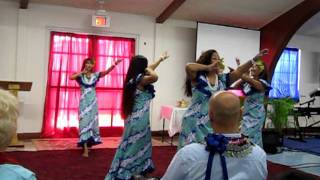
(42, 32, 135, 137)
(269, 48, 300, 100)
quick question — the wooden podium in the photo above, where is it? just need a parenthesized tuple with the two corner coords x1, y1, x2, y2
(0, 81, 32, 147)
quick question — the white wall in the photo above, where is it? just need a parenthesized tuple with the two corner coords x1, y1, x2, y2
(0, 0, 196, 133)
(288, 35, 320, 99)
(152, 20, 196, 130)
(287, 34, 320, 127)
(196, 23, 260, 70)
(0, 1, 18, 80)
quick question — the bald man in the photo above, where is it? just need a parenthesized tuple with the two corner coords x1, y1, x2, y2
(162, 91, 267, 180)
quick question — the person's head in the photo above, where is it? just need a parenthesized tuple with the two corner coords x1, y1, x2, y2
(197, 49, 220, 65)
(250, 59, 267, 80)
(0, 89, 18, 151)
(81, 58, 95, 73)
(209, 91, 242, 133)
(124, 55, 148, 83)
(185, 49, 220, 96)
(121, 55, 148, 119)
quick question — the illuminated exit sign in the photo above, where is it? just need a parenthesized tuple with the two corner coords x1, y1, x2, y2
(92, 15, 110, 27)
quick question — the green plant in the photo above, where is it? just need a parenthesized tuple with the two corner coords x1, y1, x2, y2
(267, 98, 295, 133)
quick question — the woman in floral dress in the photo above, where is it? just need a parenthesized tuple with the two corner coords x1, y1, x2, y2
(106, 52, 169, 180)
(70, 57, 122, 157)
(235, 60, 271, 147)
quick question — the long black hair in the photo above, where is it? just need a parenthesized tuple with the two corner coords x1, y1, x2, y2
(121, 55, 148, 119)
(184, 49, 218, 96)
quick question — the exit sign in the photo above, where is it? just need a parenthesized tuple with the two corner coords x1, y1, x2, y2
(92, 15, 110, 27)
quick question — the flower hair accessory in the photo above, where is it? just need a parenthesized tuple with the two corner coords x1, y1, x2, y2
(219, 57, 225, 71)
(255, 58, 265, 72)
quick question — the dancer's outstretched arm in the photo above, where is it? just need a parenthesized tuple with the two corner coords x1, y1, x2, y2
(186, 61, 220, 80)
(139, 52, 169, 86)
(240, 74, 266, 92)
(229, 49, 268, 83)
(140, 68, 158, 86)
(70, 70, 86, 80)
(148, 51, 169, 70)
(100, 59, 123, 77)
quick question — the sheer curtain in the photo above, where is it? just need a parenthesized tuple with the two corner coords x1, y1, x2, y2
(269, 48, 300, 100)
(41, 32, 135, 138)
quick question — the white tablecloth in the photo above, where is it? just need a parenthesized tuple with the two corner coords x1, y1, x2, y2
(160, 105, 187, 137)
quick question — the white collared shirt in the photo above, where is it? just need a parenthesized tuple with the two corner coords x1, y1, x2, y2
(162, 134, 267, 180)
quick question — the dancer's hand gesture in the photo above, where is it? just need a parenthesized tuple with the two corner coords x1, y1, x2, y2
(114, 59, 123, 65)
(160, 51, 169, 62)
(253, 49, 268, 61)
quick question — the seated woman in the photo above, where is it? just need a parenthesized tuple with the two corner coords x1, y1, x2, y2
(0, 89, 37, 180)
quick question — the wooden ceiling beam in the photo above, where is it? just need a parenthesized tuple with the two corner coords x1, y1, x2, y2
(20, 0, 29, 9)
(156, 0, 186, 23)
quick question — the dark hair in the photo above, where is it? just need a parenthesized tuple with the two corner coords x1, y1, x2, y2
(81, 58, 95, 72)
(121, 55, 148, 119)
(184, 49, 218, 96)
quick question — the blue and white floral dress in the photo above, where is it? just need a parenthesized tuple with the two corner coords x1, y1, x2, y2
(76, 72, 102, 147)
(241, 79, 271, 147)
(105, 86, 155, 180)
(178, 72, 229, 149)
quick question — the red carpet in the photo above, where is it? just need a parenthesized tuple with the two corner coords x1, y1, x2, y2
(6, 147, 176, 180)
(32, 137, 171, 151)
(5, 147, 318, 180)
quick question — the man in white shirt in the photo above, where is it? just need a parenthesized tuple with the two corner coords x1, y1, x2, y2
(162, 91, 267, 180)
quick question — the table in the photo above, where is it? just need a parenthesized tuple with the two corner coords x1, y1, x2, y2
(160, 105, 187, 144)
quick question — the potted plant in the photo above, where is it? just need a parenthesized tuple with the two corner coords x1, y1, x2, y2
(267, 98, 295, 131)
(263, 98, 295, 153)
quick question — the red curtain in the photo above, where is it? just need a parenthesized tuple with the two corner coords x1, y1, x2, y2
(41, 32, 135, 138)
